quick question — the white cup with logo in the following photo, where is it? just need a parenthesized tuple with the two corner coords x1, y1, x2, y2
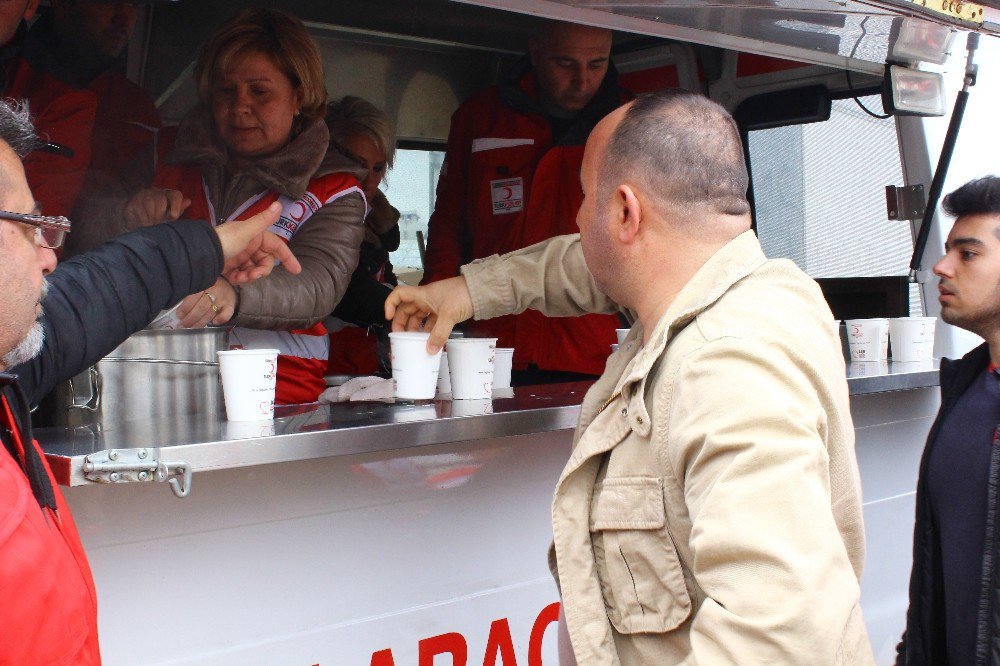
(889, 317, 937, 362)
(446, 337, 497, 399)
(389, 332, 441, 400)
(845, 318, 889, 362)
(217, 349, 279, 421)
(493, 348, 514, 390)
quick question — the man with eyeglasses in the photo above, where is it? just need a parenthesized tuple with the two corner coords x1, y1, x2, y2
(0, 98, 299, 663)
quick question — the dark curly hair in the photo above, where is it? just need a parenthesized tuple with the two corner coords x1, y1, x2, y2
(942, 176, 1000, 219)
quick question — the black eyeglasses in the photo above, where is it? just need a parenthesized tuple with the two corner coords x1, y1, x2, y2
(0, 210, 71, 249)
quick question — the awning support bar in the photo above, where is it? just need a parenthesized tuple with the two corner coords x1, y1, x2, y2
(909, 31, 980, 281)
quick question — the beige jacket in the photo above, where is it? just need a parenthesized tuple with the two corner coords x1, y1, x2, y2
(462, 231, 873, 665)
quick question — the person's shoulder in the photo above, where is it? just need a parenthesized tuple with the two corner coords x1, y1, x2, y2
(91, 72, 159, 119)
(451, 84, 506, 121)
(694, 259, 837, 354)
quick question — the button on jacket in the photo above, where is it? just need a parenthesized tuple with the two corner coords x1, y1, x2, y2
(462, 231, 873, 664)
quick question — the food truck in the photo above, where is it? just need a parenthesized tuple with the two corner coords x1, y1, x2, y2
(26, 0, 1000, 663)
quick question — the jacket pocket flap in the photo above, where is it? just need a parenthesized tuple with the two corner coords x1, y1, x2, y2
(590, 477, 665, 530)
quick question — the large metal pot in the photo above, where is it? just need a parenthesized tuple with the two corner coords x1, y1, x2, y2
(46, 328, 227, 429)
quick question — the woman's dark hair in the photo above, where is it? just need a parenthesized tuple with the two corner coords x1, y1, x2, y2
(942, 176, 1000, 219)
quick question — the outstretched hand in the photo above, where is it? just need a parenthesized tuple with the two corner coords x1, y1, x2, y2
(384, 277, 474, 354)
(215, 202, 302, 284)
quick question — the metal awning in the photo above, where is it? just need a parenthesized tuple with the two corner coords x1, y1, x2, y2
(457, 0, 998, 74)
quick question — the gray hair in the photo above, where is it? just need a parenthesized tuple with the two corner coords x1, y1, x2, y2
(326, 96, 395, 168)
(0, 99, 39, 157)
(599, 89, 751, 222)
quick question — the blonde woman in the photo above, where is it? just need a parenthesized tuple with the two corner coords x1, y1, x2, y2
(325, 96, 401, 376)
(125, 9, 367, 404)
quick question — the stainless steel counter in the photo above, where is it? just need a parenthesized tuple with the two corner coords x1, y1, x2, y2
(37, 361, 940, 490)
(37, 383, 587, 487)
(846, 359, 940, 395)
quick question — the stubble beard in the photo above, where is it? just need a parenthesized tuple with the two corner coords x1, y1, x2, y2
(2, 321, 44, 369)
(940, 277, 1000, 339)
(2, 279, 48, 370)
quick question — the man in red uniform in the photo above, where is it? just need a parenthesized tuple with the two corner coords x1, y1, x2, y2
(0, 98, 298, 662)
(0, 0, 97, 218)
(421, 20, 628, 384)
(27, 1, 161, 185)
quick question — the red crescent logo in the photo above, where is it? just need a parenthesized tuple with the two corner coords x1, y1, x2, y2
(290, 202, 307, 222)
(501, 187, 513, 200)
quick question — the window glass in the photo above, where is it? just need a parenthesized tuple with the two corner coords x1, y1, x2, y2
(747, 96, 922, 313)
(382, 148, 445, 283)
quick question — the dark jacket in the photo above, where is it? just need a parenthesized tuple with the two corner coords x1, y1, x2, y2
(0, 220, 222, 663)
(12, 220, 224, 405)
(897, 342, 995, 665)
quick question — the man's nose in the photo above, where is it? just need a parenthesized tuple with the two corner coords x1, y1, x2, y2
(37, 245, 57, 275)
(932, 254, 952, 278)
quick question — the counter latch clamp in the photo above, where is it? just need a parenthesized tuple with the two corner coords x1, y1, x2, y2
(82, 448, 192, 498)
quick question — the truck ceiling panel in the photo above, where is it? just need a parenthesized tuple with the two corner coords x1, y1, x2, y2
(455, 0, 998, 72)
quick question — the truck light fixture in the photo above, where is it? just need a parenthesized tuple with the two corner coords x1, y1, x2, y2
(890, 18, 956, 65)
(884, 65, 947, 116)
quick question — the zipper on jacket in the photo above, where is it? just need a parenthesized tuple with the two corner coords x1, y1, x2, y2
(973, 425, 1000, 665)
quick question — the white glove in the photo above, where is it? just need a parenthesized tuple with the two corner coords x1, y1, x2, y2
(319, 376, 394, 403)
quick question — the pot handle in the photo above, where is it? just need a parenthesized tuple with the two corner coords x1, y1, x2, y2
(69, 366, 101, 412)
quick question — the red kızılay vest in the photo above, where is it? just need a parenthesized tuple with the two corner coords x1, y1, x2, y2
(0, 395, 101, 664)
(154, 164, 364, 404)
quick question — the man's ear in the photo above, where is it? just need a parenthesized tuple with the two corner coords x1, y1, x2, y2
(617, 184, 642, 243)
(528, 37, 540, 67)
(24, 0, 41, 22)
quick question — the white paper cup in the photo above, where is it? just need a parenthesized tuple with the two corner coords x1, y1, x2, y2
(889, 317, 937, 362)
(494, 348, 514, 390)
(217, 349, 279, 421)
(446, 337, 497, 399)
(436, 352, 451, 396)
(616, 328, 630, 345)
(389, 332, 441, 400)
(845, 318, 889, 362)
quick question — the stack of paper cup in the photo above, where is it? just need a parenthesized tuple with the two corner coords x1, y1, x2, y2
(217, 349, 279, 421)
(616, 328, 630, 345)
(845, 318, 889, 362)
(446, 337, 497, 399)
(436, 352, 451, 396)
(389, 332, 441, 400)
(889, 317, 937, 362)
(494, 348, 514, 390)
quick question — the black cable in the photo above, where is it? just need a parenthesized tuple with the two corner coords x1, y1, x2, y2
(847, 70, 891, 119)
(846, 17, 891, 120)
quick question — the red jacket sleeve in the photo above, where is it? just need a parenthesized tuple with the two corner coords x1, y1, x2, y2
(22, 89, 97, 217)
(421, 103, 473, 284)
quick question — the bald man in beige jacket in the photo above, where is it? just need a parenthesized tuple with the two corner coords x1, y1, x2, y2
(387, 90, 873, 665)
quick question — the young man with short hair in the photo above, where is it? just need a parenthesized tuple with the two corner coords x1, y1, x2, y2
(898, 176, 1000, 665)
